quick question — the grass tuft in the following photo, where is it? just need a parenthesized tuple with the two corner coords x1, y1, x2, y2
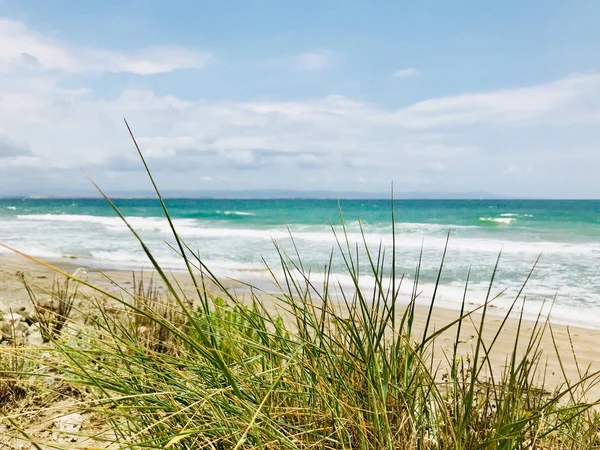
(19, 272, 76, 343)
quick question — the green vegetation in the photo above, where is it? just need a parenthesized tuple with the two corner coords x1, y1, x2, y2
(1, 125, 599, 448)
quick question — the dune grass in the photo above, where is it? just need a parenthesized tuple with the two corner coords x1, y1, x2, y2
(1, 124, 600, 448)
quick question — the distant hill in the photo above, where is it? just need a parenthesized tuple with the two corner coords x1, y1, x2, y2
(152, 189, 507, 200)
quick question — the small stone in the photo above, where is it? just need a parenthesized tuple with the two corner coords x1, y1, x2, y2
(29, 330, 44, 346)
(53, 413, 84, 443)
(3, 310, 19, 322)
(15, 321, 29, 335)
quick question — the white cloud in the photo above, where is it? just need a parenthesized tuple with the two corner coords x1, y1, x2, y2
(294, 49, 334, 71)
(263, 49, 335, 72)
(425, 161, 446, 173)
(0, 19, 212, 74)
(393, 68, 419, 78)
(222, 149, 256, 166)
(503, 165, 532, 175)
(388, 73, 600, 128)
(0, 155, 40, 169)
(1, 71, 600, 195)
(0, 134, 32, 157)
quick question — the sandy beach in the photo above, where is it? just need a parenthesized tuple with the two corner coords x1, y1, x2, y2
(1, 253, 598, 401)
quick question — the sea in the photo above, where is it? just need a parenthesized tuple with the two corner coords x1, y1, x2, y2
(1, 198, 599, 329)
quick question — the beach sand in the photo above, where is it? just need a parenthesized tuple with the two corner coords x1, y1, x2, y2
(1, 253, 599, 401)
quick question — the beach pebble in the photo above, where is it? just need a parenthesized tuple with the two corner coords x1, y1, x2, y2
(14, 321, 29, 334)
(53, 413, 84, 443)
(1, 310, 19, 323)
(28, 329, 44, 346)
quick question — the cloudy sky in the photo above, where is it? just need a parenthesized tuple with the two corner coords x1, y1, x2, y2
(1, 1, 599, 198)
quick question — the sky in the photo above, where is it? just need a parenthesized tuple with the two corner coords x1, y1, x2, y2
(0, 1, 600, 198)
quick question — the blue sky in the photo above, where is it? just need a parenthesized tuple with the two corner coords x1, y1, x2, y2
(0, 1, 599, 197)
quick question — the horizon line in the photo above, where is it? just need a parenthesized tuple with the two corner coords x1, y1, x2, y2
(4, 195, 599, 201)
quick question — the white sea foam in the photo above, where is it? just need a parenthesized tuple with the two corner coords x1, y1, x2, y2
(11, 213, 600, 256)
(15, 214, 465, 234)
(6, 206, 16, 210)
(500, 213, 533, 218)
(479, 217, 515, 224)
(17, 213, 102, 222)
(16, 214, 197, 233)
(0, 243, 63, 259)
(224, 211, 255, 216)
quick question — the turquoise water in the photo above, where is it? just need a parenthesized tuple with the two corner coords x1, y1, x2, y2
(1, 198, 599, 328)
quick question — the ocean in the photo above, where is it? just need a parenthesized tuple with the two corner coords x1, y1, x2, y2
(1, 198, 599, 329)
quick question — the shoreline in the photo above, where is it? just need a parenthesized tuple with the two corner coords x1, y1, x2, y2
(1, 253, 599, 400)
(1, 252, 599, 331)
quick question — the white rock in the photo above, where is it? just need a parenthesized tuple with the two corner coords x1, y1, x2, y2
(53, 413, 84, 443)
(28, 330, 44, 346)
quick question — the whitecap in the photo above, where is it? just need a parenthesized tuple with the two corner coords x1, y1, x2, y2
(223, 211, 255, 216)
(479, 217, 515, 224)
(16, 213, 198, 234)
(500, 213, 534, 218)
